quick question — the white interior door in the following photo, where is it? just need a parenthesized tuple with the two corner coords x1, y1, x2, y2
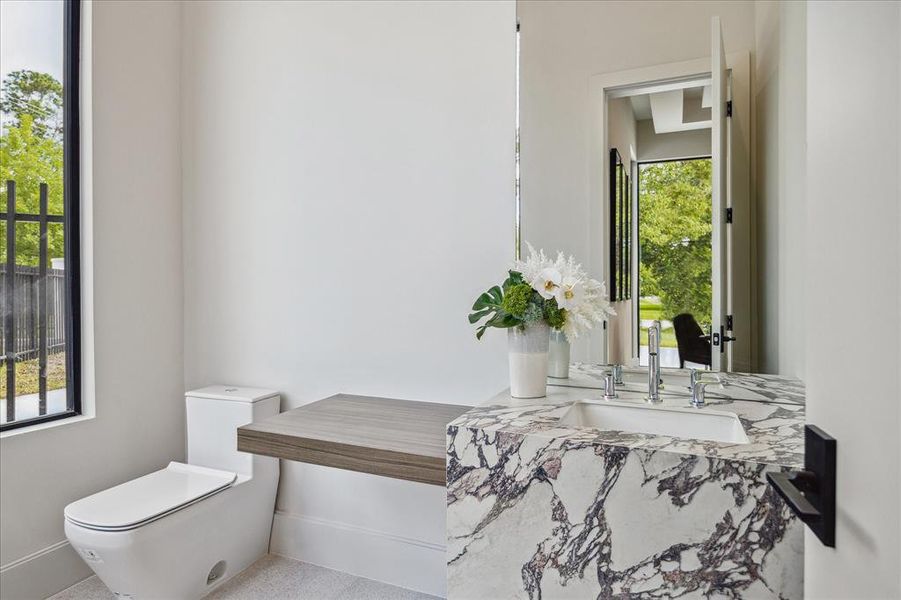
(710, 16, 728, 371)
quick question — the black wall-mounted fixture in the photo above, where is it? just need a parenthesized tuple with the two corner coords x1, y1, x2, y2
(767, 425, 836, 547)
(609, 148, 631, 303)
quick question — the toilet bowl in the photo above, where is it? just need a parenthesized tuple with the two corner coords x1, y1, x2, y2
(64, 386, 280, 599)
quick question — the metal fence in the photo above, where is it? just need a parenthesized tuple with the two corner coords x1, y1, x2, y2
(0, 265, 67, 360)
(1, 181, 67, 422)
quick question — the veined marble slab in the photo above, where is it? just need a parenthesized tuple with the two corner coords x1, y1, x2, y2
(446, 367, 805, 599)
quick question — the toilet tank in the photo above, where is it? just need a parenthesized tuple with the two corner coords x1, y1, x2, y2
(185, 385, 280, 474)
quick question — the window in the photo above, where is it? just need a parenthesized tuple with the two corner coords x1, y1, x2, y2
(1, 0, 81, 430)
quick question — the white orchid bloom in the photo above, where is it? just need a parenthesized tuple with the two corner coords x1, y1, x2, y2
(555, 277, 584, 310)
(513, 243, 615, 339)
(531, 267, 562, 299)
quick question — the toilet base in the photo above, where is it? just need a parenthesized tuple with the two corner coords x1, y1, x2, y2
(66, 468, 277, 600)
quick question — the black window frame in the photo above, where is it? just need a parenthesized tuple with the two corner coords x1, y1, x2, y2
(1, 0, 82, 432)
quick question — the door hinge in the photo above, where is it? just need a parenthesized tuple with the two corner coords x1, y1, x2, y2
(726, 314, 734, 330)
(719, 325, 736, 352)
(726, 207, 733, 223)
(726, 100, 733, 117)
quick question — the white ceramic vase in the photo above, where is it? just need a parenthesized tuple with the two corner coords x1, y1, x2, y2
(548, 328, 570, 379)
(508, 322, 550, 398)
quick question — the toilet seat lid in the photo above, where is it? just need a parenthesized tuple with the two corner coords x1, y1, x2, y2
(65, 462, 237, 531)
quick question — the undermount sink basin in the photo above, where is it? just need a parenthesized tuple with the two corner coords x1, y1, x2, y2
(558, 400, 749, 444)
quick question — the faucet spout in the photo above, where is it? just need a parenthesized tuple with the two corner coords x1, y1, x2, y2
(647, 320, 662, 404)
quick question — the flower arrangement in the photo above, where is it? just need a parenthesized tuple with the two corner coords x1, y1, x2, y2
(469, 243, 615, 340)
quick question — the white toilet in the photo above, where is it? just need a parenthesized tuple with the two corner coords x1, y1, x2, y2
(64, 386, 280, 599)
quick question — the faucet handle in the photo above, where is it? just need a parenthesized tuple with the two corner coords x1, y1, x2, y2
(604, 373, 618, 400)
(689, 368, 722, 390)
(611, 364, 624, 385)
(691, 382, 707, 408)
(688, 368, 701, 390)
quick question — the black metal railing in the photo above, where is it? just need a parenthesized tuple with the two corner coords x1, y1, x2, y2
(0, 265, 67, 358)
(1, 181, 66, 422)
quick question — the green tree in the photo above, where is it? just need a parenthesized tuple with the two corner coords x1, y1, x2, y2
(0, 70, 64, 142)
(639, 159, 712, 325)
(0, 71, 66, 266)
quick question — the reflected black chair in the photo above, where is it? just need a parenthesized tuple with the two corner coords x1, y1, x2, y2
(673, 313, 711, 368)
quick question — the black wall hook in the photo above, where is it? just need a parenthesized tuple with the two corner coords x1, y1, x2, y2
(767, 425, 836, 547)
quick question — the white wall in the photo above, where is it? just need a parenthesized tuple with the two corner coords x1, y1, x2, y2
(754, 0, 807, 378)
(0, 2, 185, 598)
(754, 0, 780, 375)
(518, 0, 756, 366)
(778, 0, 806, 380)
(636, 120, 711, 162)
(180, 1, 515, 596)
(804, 1, 900, 597)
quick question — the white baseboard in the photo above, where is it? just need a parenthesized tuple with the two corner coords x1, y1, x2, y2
(269, 510, 446, 598)
(0, 540, 92, 600)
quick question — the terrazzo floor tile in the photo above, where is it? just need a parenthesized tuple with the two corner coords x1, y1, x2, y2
(334, 578, 434, 600)
(45, 575, 111, 600)
(47, 554, 440, 600)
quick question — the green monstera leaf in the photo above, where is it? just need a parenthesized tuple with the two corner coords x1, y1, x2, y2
(468, 272, 525, 340)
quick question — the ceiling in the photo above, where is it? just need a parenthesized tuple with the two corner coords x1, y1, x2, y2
(629, 84, 712, 134)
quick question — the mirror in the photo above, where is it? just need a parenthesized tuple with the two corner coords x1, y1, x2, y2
(517, 0, 799, 375)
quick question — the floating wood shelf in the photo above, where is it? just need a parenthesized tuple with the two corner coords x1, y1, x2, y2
(237, 394, 471, 486)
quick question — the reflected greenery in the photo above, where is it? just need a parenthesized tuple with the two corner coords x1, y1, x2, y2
(639, 159, 712, 326)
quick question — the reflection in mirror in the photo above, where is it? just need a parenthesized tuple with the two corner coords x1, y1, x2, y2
(517, 0, 802, 375)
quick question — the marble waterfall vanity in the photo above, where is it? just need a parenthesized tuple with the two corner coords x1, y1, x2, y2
(446, 364, 805, 599)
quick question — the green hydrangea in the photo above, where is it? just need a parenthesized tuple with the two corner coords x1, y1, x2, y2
(545, 298, 566, 329)
(501, 283, 533, 318)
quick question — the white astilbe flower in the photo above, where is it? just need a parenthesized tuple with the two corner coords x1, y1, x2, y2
(513, 242, 554, 284)
(514, 243, 615, 339)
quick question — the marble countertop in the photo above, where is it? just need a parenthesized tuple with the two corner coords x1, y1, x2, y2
(449, 365, 805, 468)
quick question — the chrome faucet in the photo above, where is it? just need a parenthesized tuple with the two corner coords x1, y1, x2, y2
(603, 372, 618, 400)
(688, 368, 702, 392)
(691, 381, 708, 408)
(688, 370, 724, 407)
(647, 320, 662, 404)
(611, 364, 624, 386)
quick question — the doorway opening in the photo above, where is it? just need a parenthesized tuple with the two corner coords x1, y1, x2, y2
(637, 157, 713, 368)
(602, 73, 720, 369)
